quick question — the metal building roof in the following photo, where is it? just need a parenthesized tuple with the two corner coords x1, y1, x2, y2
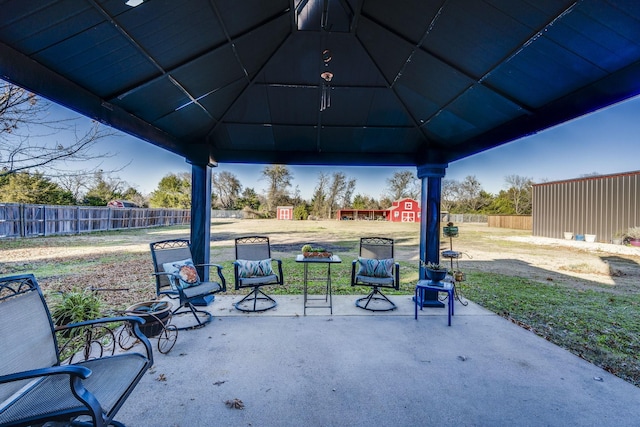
(1, 0, 639, 167)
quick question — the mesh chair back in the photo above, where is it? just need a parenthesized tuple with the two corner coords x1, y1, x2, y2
(235, 236, 271, 260)
(150, 239, 193, 290)
(0, 275, 58, 402)
(360, 237, 394, 259)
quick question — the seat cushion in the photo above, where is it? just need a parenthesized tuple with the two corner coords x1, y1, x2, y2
(236, 259, 274, 278)
(162, 258, 200, 289)
(357, 257, 394, 278)
(238, 274, 279, 286)
(355, 274, 395, 286)
(182, 281, 222, 298)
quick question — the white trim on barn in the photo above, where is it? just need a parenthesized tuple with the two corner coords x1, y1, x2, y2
(276, 206, 294, 220)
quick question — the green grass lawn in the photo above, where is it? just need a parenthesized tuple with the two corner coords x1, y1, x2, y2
(460, 272, 640, 387)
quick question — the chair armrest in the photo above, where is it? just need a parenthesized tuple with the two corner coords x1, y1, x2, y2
(198, 262, 223, 269)
(351, 260, 357, 286)
(0, 365, 91, 385)
(201, 263, 226, 292)
(394, 262, 400, 290)
(272, 259, 284, 285)
(59, 316, 154, 362)
(0, 363, 103, 424)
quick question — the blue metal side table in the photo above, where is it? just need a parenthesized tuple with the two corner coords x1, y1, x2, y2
(415, 280, 455, 326)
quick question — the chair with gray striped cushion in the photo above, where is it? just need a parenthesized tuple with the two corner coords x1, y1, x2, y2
(351, 237, 400, 311)
(233, 236, 283, 312)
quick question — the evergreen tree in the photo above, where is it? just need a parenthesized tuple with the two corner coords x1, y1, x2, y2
(149, 172, 191, 208)
(0, 172, 74, 204)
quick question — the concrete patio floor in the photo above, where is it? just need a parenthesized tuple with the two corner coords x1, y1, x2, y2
(117, 294, 640, 426)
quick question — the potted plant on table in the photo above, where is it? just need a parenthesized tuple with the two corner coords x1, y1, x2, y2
(423, 261, 448, 282)
(301, 244, 332, 258)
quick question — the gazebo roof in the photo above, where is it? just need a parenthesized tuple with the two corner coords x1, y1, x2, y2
(1, 1, 639, 166)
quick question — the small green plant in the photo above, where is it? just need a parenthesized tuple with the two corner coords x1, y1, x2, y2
(613, 230, 626, 239)
(301, 244, 327, 253)
(422, 261, 446, 270)
(49, 288, 103, 327)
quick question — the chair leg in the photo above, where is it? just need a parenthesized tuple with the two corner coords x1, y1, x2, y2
(171, 302, 212, 330)
(234, 287, 277, 312)
(355, 287, 397, 312)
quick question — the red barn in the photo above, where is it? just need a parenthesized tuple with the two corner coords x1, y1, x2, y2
(276, 206, 294, 220)
(388, 198, 421, 222)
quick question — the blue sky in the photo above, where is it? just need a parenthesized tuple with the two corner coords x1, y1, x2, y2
(53, 94, 640, 200)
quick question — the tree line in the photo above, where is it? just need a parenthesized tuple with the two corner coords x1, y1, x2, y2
(1, 80, 533, 216)
(0, 165, 533, 217)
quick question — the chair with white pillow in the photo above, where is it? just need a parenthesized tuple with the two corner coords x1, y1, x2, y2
(150, 239, 226, 329)
(351, 237, 400, 311)
(234, 236, 283, 312)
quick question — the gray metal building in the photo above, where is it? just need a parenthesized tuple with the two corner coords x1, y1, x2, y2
(532, 171, 640, 243)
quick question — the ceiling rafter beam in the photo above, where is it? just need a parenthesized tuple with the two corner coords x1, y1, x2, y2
(209, 149, 419, 166)
(354, 28, 434, 145)
(0, 41, 185, 157)
(255, 82, 387, 89)
(208, 0, 250, 81)
(87, 0, 165, 74)
(361, 2, 583, 129)
(206, 32, 294, 143)
(389, 0, 449, 88)
(222, 122, 413, 129)
(88, 0, 213, 118)
(443, 57, 640, 163)
(106, 7, 290, 102)
(418, 1, 580, 129)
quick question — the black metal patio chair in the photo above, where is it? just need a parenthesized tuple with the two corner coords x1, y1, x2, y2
(150, 239, 226, 329)
(351, 237, 400, 311)
(0, 273, 153, 427)
(234, 236, 283, 312)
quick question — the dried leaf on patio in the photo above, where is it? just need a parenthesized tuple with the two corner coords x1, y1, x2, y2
(225, 398, 245, 409)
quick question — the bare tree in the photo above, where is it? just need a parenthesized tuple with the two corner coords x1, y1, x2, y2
(504, 174, 533, 214)
(212, 171, 242, 209)
(325, 172, 347, 218)
(386, 170, 420, 200)
(56, 174, 89, 203)
(261, 164, 292, 215)
(311, 172, 329, 218)
(441, 178, 459, 213)
(458, 175, 484, 212)
(341, 178, 356, 208)
(1, 80, 118, 178)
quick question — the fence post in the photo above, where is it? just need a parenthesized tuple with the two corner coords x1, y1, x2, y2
(19, 204, 25, 238)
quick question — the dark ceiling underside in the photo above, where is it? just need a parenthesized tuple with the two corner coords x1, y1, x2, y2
(1, 0, 640, 167)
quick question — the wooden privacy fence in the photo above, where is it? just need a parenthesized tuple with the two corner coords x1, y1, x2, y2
(487, 215, 532, 230)
(0, 204, 190, 238)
